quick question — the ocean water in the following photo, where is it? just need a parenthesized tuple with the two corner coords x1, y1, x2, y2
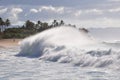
(0, 26, 120, 80)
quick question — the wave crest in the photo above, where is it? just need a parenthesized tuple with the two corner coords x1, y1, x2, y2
(16, 26, 120, 69)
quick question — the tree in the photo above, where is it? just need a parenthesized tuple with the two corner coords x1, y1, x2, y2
(5, 19, 10, 27)
(0, 17, 5, 32)
(52, 20, 58, 27)
(0, 17, 3, 32)
(80, 28, 89, 33)
(25, 20, 35, 30)
(37, 20, 41, 25)
(42, 22, 48, 29)
(37, 20, 42, 29)
(56, 22, 59, 26)
(21, 25, 25, 29)
(59, 20, 64, 26)
(0, 17, 3, 26)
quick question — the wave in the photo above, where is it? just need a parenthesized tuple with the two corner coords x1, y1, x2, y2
(16, 26, 120, 69)
(17, 26, 96, 57)
(39, 48, 120, 68)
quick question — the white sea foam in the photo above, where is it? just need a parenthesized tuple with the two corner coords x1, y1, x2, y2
(17, 26, 96, 57)
(17, 26, 120, 69)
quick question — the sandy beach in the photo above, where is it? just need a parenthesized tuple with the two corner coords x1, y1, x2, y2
(0, 39, 22, 48)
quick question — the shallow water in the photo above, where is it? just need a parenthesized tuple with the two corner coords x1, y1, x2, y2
(0, 46, 120, 80)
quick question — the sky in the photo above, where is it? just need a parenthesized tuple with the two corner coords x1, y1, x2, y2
(0, 0, 120, 28)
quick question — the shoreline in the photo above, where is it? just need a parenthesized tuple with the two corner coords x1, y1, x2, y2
(0, 39, 22, 48)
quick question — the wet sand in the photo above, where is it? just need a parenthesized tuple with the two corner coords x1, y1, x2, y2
(0, 39, 22, 48)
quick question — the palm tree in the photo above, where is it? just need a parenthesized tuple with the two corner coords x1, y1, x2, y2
(52, 20, 57, 27)
(59, 20, 64, 26)
(0, 18, 5, 32)
(38, 20, 41, 24)
(4, 19, 10, 31)
(5, 19, 10, 27)
(0, 17, 3, 32)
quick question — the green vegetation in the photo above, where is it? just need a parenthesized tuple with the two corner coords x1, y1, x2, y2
(0, 17, 88, 39)
(0, 17, 10, 32)
(0, 17, 77, 39)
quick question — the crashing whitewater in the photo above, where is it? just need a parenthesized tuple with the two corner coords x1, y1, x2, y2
(16, 26, 120, 69)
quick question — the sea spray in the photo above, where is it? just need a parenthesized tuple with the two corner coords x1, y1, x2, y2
(17, 26, 96, 57)
(16, 26, 120, 69)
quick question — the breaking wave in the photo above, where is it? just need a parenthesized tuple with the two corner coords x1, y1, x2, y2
(16, 26, 120, 69)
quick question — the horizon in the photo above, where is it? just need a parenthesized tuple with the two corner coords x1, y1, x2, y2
(0, 0, 120, 28)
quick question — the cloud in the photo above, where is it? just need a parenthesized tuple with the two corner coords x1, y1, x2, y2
(0, 8, 8, 14)
(65, 17, 120, 28)
(0, 0, 120, 28)
(74, 9, 103, 17)
(39, 6, 64, 14)
(108, 0, 120, 2)
(85, 9, 103, 14)
(108, 8, 120, 12)
(74, 10, 82, 17)
(2, 5, 120, 28)
(30, 8, 38, 13)
(25, 8, 38, 17)
(9, 7, 23, 23)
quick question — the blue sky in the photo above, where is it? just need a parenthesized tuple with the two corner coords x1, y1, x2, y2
(0, 0, 120, 28)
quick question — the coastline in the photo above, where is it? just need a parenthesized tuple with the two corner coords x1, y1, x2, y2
(0, 39, 22, 48)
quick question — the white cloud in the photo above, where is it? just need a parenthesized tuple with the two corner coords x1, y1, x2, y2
(56, 7, 64, 14)
(85, 9, 103, 14)
(108, 8, 120, 12)
(39, 6, 64, 14)
(74, 9, 103, 17)
(39, 6, 55, 11)
(74, 10, 82, 17)
(9, 8, 23, 23)
(30, 8, 38, 13)
(0, 8, 8, 14)
(11, 7, 23, 13)
(1, 5, 120, 28)
(71, 18, 120, 28)
(108, 0, 120, 2)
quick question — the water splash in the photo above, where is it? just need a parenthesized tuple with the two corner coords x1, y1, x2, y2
(17, 26, 96, 57)
(16, 26, 120, 69)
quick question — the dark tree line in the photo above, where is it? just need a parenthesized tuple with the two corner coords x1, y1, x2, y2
(1, 19, 68, 38)
(23, 19, 65, 32)
(0, 17, 89, 39)
(1, 17, 87, 39)
(0, 17, 10, 32)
